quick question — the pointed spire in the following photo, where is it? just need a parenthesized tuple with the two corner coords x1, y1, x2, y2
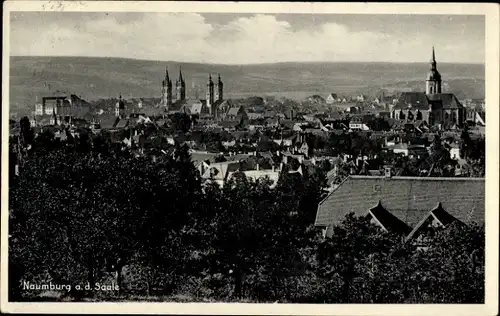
(218, 73, 222, 82)
(429, 46, 437, 71)
(165, 66, 170, 82)
(179, 66, 183, 82)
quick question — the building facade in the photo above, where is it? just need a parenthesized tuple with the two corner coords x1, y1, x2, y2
(391, 47, 466, 128)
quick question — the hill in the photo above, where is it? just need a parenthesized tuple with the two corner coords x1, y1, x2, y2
(9, 56, 485, 116)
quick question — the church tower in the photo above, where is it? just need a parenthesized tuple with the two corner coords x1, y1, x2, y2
(425, 47, 442, 94)
(161, 66, 172, 108)
(215, 73, 224, 102)
(206, 74, 215, 114)
(175, 67, 186, 101)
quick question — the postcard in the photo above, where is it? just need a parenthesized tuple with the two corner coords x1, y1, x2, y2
(2, 1, 499, 315)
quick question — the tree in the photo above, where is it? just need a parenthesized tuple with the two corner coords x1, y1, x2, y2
(19, 116, 34, 148)
(426, 134, 455, 176)
(170, 113, 192, 133)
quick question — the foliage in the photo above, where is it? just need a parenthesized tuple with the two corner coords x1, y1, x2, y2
(8, 131, 484, 303)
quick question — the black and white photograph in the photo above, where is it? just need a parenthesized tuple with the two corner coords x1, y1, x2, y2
(2, 2, 499, 315)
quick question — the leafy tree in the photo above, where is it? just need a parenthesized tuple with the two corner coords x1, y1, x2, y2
(19, 116, 34, 148)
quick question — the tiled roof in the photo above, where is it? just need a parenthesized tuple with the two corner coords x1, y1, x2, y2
(405, 203, 462, 241)
(394, 92, 430, 110)
(190, 152, 219, 165)
(99, 115, 119, 129)
(115, 119, 129, 129)
(227, 107, 242, 116)
(315, 176, 484, 228)
(368, 201, 412, 235)
(427, 93, 463, 109)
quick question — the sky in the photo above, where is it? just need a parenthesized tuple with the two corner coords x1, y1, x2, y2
(9, 12, 485, 64)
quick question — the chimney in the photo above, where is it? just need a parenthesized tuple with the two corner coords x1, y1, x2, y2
(272, 165, 275, 172)
(256, 164, 260, 171)
(385, 167, 392, 178)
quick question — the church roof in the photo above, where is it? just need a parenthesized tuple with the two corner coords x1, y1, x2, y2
(427, 93, 463, 109)
(394, 92, 430, 110)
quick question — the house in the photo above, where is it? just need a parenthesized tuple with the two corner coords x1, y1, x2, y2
(388, 142, 427, 158)
(225, 106, 248, 122)
(272, 134, 297, 147)
(449, 143, 461, 160)
(228, 165, 281, 188)
(185, 100, 210, 116)
(319, 119, 349, 131)
(297, 141, 310, 157)
(307, 95, 326, 104)
(315, 175, 484, 238)
(466, 111, 485, 126)
(247, 112, 265, 120)
(326, 93, 338, 104)
(293, 122, 309, 132)
(190, 150, 220, 165)
(34, 94, 91, 119)
(374, 95, 397, 106)
(349, 116, 373, 131)
(346, 106, 360, 114)
(200, 161, 240, 187)
(356, 95, 366, 102)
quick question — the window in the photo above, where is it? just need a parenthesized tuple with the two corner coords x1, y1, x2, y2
(407, 111, 414, 121)
(445, 112, 449, 121)
(399, 110, 405, 120)
(416, 110, 423, 120)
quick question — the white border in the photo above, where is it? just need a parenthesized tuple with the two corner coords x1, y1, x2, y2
(2, 2, 499, 315)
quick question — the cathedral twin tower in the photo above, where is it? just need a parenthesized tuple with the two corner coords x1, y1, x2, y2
(161, 66, 223, 110)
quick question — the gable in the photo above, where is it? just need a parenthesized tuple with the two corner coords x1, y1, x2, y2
(315, 176, 484, 228)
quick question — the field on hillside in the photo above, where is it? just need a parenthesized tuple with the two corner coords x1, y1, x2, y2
(9, 56, 485, 116)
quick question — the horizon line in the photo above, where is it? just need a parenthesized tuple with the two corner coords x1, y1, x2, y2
(9, 55, 486, 66)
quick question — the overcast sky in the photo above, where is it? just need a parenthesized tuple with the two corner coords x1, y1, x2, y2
(10, 12, 485, 64)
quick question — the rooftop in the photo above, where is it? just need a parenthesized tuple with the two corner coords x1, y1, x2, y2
(315, 175, 484, 229)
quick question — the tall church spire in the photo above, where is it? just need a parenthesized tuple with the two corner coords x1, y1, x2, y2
(430, 46, 437, 70)
(179, 66, 184, 83)
(162, 65, 173, 107)
(215, 73, 223, 103)
(176, 66, 186, 101)
(165, 66, 170, 83)
(426, 46, 442, 94)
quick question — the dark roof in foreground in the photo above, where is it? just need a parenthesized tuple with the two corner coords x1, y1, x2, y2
(315, 176, 484, 228)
